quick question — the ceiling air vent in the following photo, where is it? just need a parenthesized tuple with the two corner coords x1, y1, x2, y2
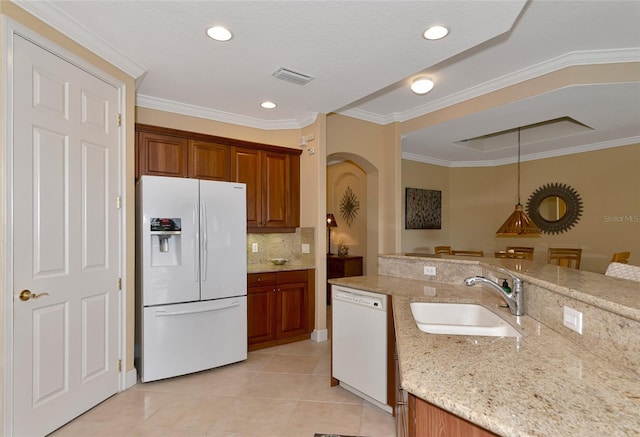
(272, 67, 314, 85)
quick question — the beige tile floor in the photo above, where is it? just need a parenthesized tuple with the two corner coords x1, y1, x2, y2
(50, 339, 395, 437)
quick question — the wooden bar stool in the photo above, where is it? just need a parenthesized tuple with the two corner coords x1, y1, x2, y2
(452, 250, 484, 257)
(495, 251, 533, 260)
(611, 251, 630, 264)
(506, 246, 534, 255)
(434, 246, 452, 255)
(547, 248, 582, 269)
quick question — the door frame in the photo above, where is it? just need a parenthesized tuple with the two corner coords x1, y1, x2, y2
(1, 17, 129, 436)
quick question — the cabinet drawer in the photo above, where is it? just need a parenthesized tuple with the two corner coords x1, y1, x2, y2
(277, 269, 309, 284)
(248, 272, 276, 288)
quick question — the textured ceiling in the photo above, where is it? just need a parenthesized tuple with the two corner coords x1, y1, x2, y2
(15, 0, 640, 166)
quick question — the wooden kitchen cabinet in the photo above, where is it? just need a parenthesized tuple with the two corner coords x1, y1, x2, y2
(396, 348, 408, 437)
(247, 269, 315, 351)
(137, 130, 188, 178)
(187, 140, 229, 180)
(231, 146, 300, 232)
(404, 394, 498, 437)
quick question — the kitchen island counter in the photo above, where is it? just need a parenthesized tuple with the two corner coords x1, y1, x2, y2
(330, 257, 640, 437)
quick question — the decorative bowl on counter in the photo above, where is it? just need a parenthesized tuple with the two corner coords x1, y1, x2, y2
(270, 258, 290, 265)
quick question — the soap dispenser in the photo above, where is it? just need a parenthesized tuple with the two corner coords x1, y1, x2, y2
(501, 279, 512, 294)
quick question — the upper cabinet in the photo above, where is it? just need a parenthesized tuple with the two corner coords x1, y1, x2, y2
(188, 140, 230, 181)
(135, 124, 301, 233)
(231, 146, 300, 232)
(137, 130, 188, 178)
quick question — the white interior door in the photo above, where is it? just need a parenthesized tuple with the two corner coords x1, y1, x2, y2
(11, 34, 121, 436)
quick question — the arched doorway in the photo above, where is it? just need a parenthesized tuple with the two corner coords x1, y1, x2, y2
(327, 153, 379, 277)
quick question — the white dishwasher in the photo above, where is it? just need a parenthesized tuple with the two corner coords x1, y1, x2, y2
(332, 285, 390, 412)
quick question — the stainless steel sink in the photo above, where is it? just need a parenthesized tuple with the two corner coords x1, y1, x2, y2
(410, 302, 522, 337)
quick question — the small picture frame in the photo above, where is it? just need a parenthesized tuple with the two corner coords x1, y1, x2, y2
(405, 188, 441, 229)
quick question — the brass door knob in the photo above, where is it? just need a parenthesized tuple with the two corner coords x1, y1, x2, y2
(19, 290, 50, 301)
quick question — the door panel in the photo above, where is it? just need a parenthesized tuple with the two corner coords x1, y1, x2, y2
(277, 283, 308, 338)
(199, 180, 247, 300)
(32, 302, 69, 405)
(262, 151, 289, 227)
(33, 126, 69, 276)
(82, 141, 108, 269)
(138, 176, 200, 305)
(12, 35, 120, 437)
(231, 147, 261, 227)
(82, 293, 109, 380)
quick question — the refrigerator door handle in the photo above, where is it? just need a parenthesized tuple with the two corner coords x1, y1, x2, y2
(154, 300, 241, 317)
(193, 204, 199, 283)
(201, 200, 208, 281)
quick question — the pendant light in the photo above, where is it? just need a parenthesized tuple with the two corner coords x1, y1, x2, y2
(496, 128, 541, 237)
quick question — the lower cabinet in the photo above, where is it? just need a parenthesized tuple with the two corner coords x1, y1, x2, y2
(395, 349, 408, 437)
(247, 269, 315, 351)
(400, 393, 498, 437)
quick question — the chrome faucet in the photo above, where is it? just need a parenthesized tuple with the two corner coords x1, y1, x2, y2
(464, 267, 524, 316)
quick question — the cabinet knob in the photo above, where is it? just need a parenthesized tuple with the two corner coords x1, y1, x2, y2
(257, 278, 261, 282)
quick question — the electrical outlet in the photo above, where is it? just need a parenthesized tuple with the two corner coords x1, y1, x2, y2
(563, 306, 583, 334)
(423, 266, 436, 276)
(301, 243, 310, 253)
(251, 243, 258, 253)
(423, 286, 436, 296)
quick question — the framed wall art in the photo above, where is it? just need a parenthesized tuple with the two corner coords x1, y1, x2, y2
(405, 188, 441, 229)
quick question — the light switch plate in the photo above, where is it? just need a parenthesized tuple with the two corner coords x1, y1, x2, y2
(423, 266, 436, 276)
(301, 243, 310, 253)
(563, 306, 583, 334)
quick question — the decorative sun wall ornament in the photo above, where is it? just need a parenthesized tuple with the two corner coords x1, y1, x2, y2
(339, 186, 360, 227)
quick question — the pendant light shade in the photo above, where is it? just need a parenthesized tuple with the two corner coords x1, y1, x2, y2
(496, 203, 541, 237)
(496, 128, 541, 237)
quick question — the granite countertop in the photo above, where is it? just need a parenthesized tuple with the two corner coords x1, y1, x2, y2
(247, 263, 315, 274)
(330, 275, 640, 437)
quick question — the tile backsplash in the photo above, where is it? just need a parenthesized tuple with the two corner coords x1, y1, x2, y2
(246, 227, 315, 265)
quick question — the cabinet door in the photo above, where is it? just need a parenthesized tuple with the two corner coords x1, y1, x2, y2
(261, 151, 290, 228)
(247, 285, 277, 345)
(231, 147, 262, 227)
(276, 282, 308, 339)
(137, 131, 188, 178)
(188, 140, 229, 181)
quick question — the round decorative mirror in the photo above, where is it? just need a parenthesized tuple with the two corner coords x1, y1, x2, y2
(538, 195, 567, 222)
(526, 183, 582, 234)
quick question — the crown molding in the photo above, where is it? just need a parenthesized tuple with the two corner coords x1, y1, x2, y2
(403, 136, 640, 168)
(136, 94, 316, 130)
(10, 0, 147, 80)
(341, 48, 640, 125)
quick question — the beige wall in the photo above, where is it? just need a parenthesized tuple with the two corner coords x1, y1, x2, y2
(327, 161, 368, 265)
(326, 114, 402, 275)
(402, 160, 451, 251)
(402, 144, 640, 273)
(0, 2, 136, 430)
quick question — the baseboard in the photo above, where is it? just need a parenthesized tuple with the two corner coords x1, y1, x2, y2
(311, 328, 328, 342)
(125, 368, 138, 389)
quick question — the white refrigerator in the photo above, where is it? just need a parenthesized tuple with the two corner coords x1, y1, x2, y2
(136, 175, 247, 382)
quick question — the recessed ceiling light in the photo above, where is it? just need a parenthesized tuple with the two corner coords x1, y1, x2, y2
(206, 26, 233, 42)
(261, 101, 277, 109)
(410, 77, 434, 95)
(423, 25, 449, 40)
